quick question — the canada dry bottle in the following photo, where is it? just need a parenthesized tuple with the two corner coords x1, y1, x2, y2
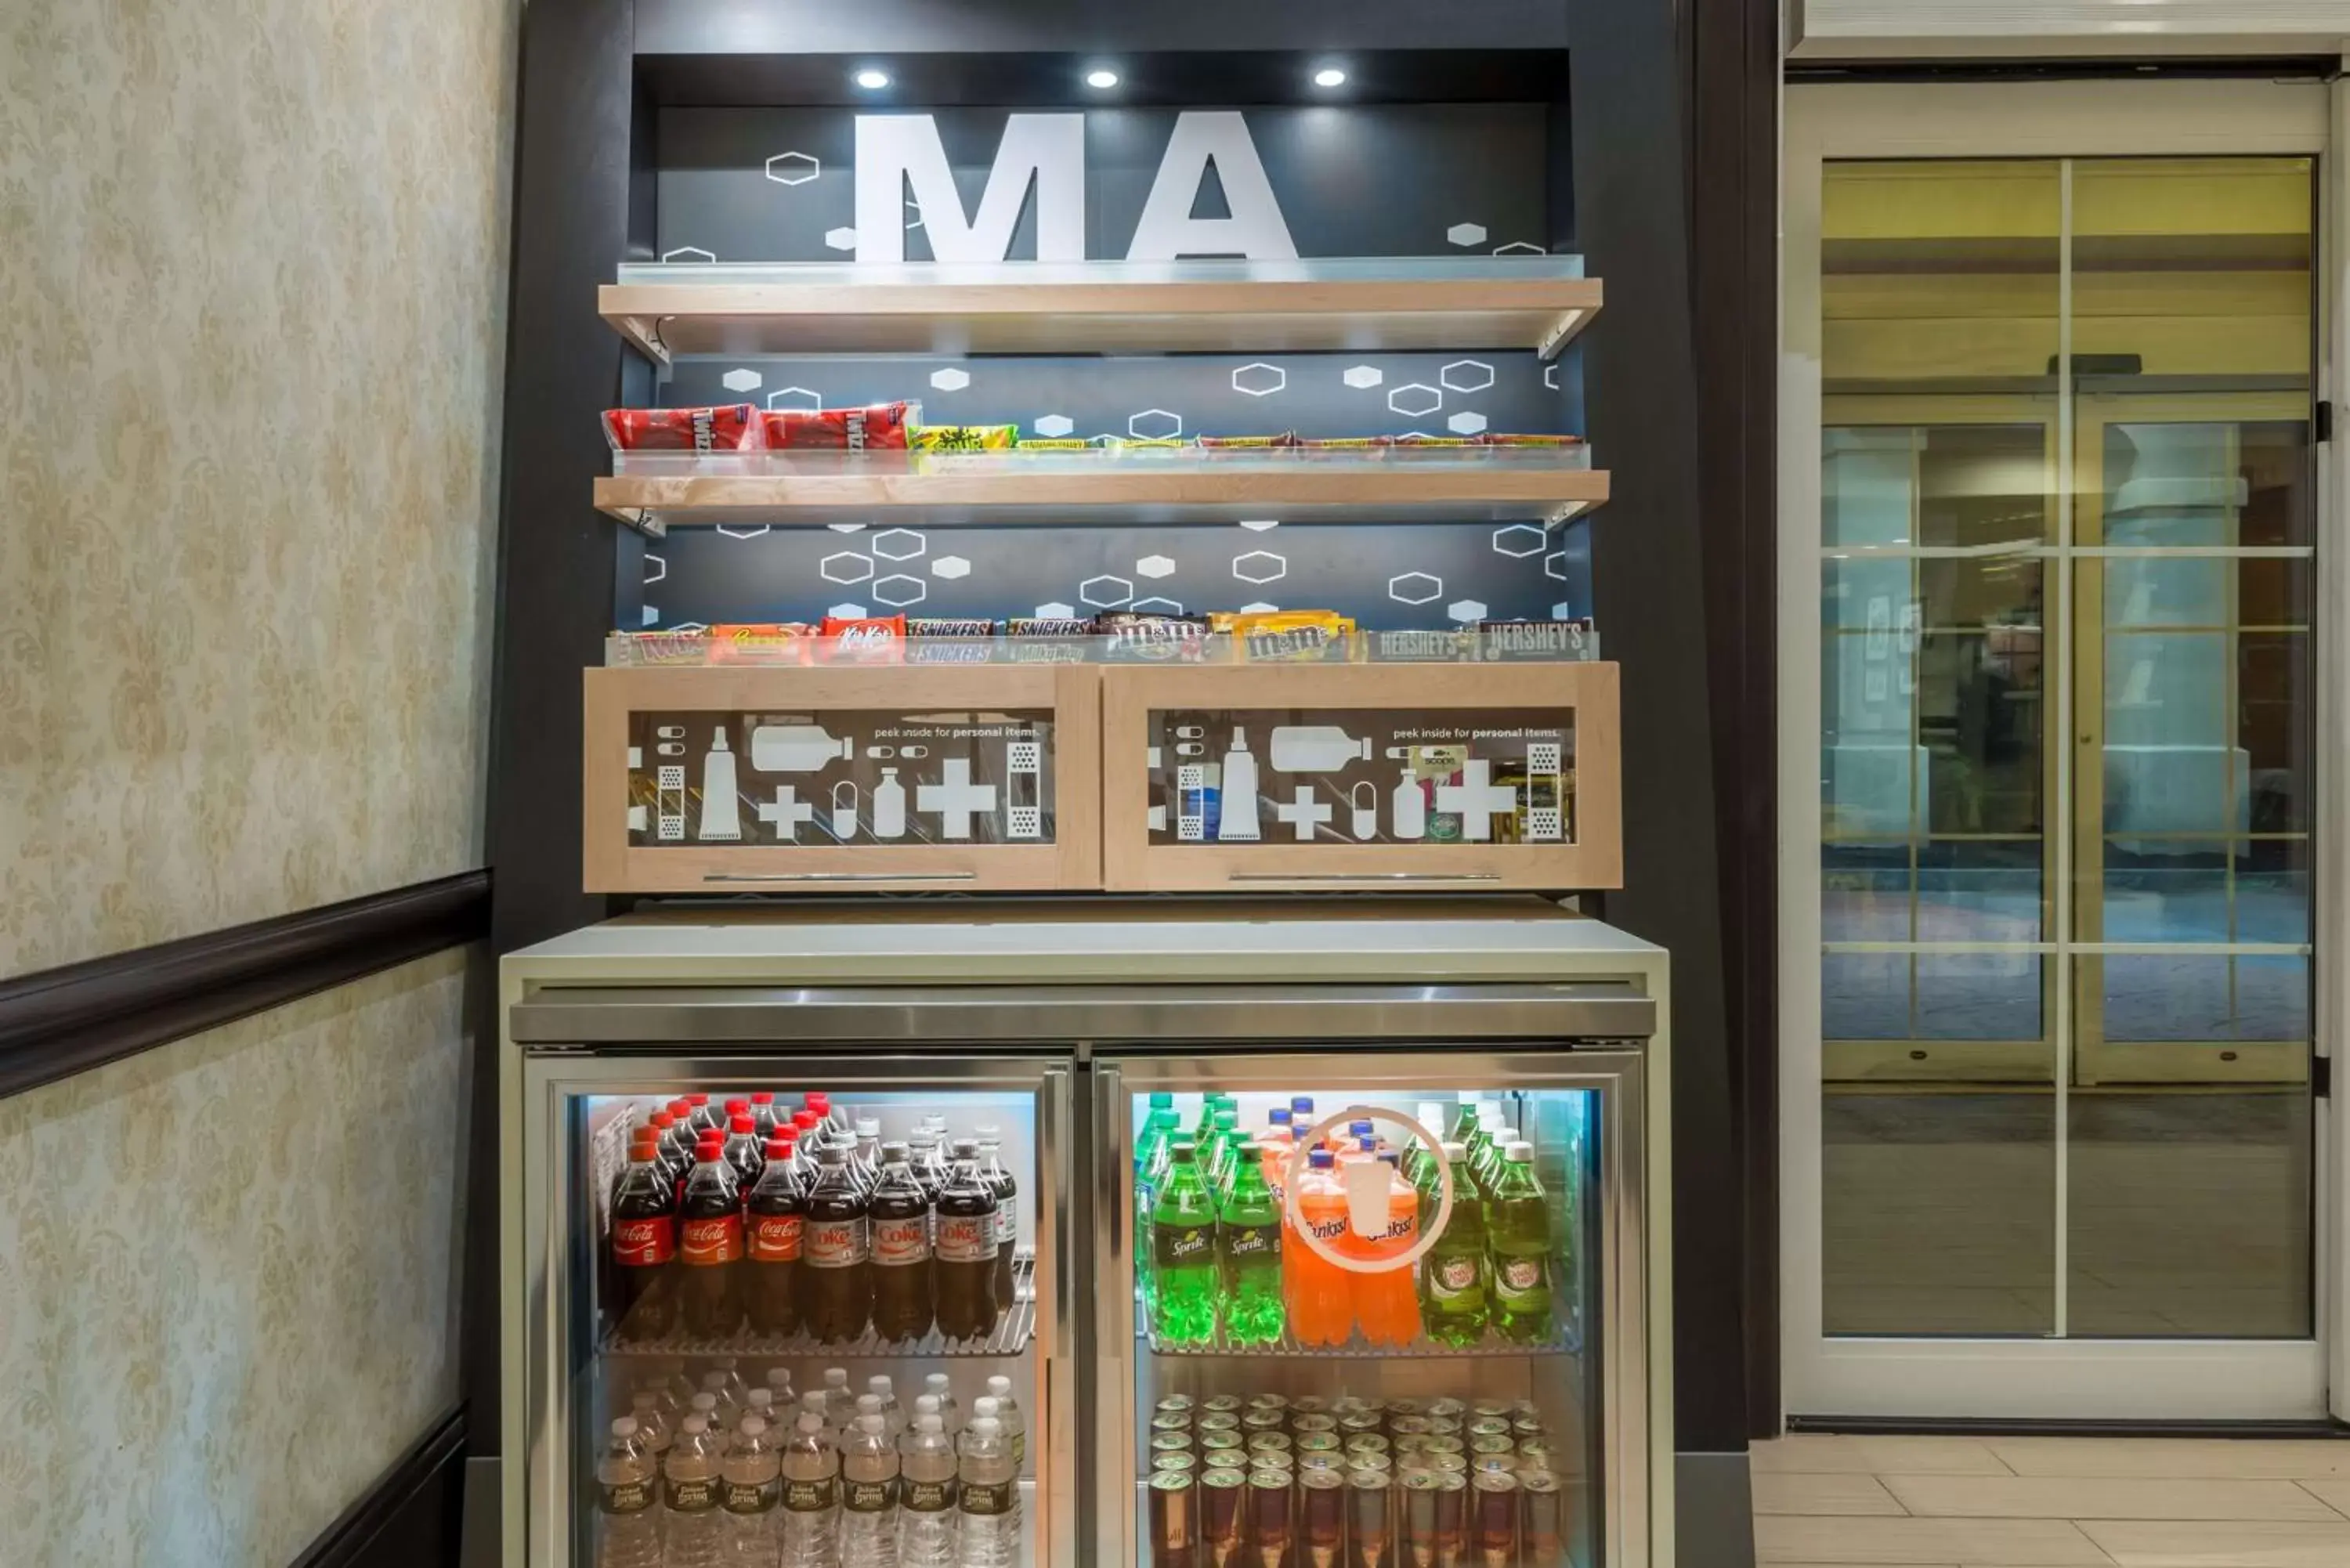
(840, 1411, 902, 1568)
(662, 1413, 725, 1568)
(1486, 1140, 1555, 1342)
(609, 1133, 679, 1343)
(870, 1141, 936, 1341)
(803, 1143, 873, 1342)
(746, 1136, 807, 1336)
(779, 1411, 841, 1568)
(897, 1412, 958, 1568)
(1419, 1140, 1491, 1346)
(595, 1417, 661, 1568)
(721, 1415, 782, 1567)
(932, 1138, 1001, 1341)
(678, 1137, 745, 1339)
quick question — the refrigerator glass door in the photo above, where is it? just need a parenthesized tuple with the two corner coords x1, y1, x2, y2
(1098, 1052, 1644, 1568)
(518, 1051, 1072, 1568)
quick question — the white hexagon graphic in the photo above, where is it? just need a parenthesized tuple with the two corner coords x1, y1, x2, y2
(721, 369, 763, 393)
(1231, 363, 1286, 398)
(1238, 601, 1280, 614)
(1553, 602, 1578, 620)
(1386, 383, 1441, 418)
(1342, 365, 1383, 390)
(1033, 414, 1075, 438)
(1238, 518, 1280, 532)
(872, 575, 927, 608)
(1128, 409, 1182, 440)
(823, 227, 859, 251)
(661, 246, 715, 264)
(1448, 599, 1489, 623)
(1493, 241, 1546, 255)
(1446, 222, 1488, 247)
(1544, 551, 1571, 581)
(1492, 524, 1547, 558)
(643, 554, 667, 585)
(828, 602, 868, 619)
(765, 385, 822, 413)
(872, 528, 926, 562)
(1135, 555, 1177, 579)
(715, 523, 772, 540)
(820, 551, 874, 584)
(928, 367, 971, 392)
(1441, 360, 1496, 394)
(1036, 602, 1077, 619)
(642, 605, 660, 627)
(1231, 551, 1287, 586)
(765, 151, 819, 186)
(1389, 572, 1443, 606)
(931, 556, 971, 580)
(1132, 597, 1184, 613)
(1543, 363, 1561, 391)
(826, 522, 866, 533)
(1080, 575, 1134, 609)
(1448, 411, 1489, 435)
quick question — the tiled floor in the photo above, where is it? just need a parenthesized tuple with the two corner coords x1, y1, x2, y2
(1752, 1434, 2350, 1566)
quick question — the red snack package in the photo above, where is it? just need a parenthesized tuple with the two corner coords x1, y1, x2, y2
(819, 614, 908, 663)
(763, 402, 918, 451)
(601, 404, 765, 452)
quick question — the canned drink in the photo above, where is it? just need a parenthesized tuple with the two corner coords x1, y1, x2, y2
(1515, 1440, 1555, 1470)
(1508, 1401, 1540, 1422)
(1203, 1431, 1246, 1455)
(1300, 1469, 1346, 1568)
(1384, 1398, 1426, 1420)
(1155, 1432, 1197, 1456)
(1347, 1468, 1393, 1568)
(1159, 1395, 1198, 1418)
(1466, 1418, 1511, 1442)
(1392, 1436, 1429, 1459)
(1249, 1393, 1290, 1412)
(1510, 1416, 1544, 1441)
(1249, 1432, 1295, 1457)
(1425, 1399, 1466, 1422)
(1245, 1407, 1287, 1434)
(1518, 1468, 1564, 1565)
(1422, 1436, 1466, 1458)
(1201, 1413, 1243, 1435)
(1432, 1472, 1469, 1568)
(1428, 1452, 1469, 1478)
(1290, 1396, 1329, 1420)
(1330, 1397, 1374, 1420)
(1345, 1434, 1392, 1459)
(1250, 1465, 1297, 1568)
(1340, 1413, 1384, 1438)
(1470, 1402, 1511, 1422)
(1156, 1452, 1201, 1474)
(1424, 1418, 1462, 1440)
(1299, 1452, 1344, 1477)
(1297, 1433, 1343, 1457)
(1151, 1469, 1199, 1568)
(1201, 1467, 1246, 1568)
(1205, 1395, 1245, 1416)
(1390, 1417, 1430, 1439)
(1293, 1414, 1340, 1436)
(1471, 1454, 1517, 1477)
(1470, 1471, 1518, 1568)
(1470, 1436, 1516, 1460)
(1157, 1412, 1198, 1436)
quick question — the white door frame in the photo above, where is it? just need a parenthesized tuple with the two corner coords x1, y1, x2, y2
(1777, 77, 2347, 1421)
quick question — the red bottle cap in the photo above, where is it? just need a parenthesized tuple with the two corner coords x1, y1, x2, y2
(750, 1093, 774, 1107)
(650, 1111, 674, 1131)
(793, 1109, 820, 1129)
(766, 1137, 794, 1159)
(725, 1097, 750, 1116)
(687, 1093, 710, 1107)
(732, 1115, 756, 1136)
(696, 1133, 724, 1157)
(806, 1092, 830, 1111)
(667, 1098, 692, 1118)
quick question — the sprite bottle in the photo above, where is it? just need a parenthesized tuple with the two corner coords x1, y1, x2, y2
(1134, 1093, 1178, 1313)
(1149, 1137, 1219, 1346)
(1418, 1140, 1490, 1346)
(1486, 1140, 1554, 1342)
(1207, 1108, 1240, 1196)
(1217, 1139, 1285, 1345)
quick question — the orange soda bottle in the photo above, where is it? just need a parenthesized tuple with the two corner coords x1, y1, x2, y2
(1354, 1151, 1423, 1346)
(1291, 1147, 1354, 1346)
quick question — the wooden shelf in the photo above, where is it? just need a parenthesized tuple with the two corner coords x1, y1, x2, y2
(594, 457, 1608, 534)
(600, 259, 1600, 362)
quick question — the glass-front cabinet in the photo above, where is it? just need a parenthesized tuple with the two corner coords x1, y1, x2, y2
(1096, 1051, 1648, 1568)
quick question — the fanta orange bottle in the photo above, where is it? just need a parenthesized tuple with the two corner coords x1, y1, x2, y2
(1354, 1151, 1423, 1346)
(1291, 1148, 1354, 1346)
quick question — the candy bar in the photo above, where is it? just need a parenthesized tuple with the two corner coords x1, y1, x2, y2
(762, 401, 917, 450)
(912, 424, 1017, 452)
(1014, 438, 1099, 451)
(602, 404, 765, 453)
(1230, 609, 1358, 663)
(1369, 628, 1473, 663)
(818, 614, 907, 663)
(605, 628, 714, 667)
(906, 617, 1000, 637)
(1098, 611, 1213, 663)
(1477, 433, 1586, 449)
(1195, 433, 1299, 449)
(708, 623, 816, 666)
(1477, 618, 1600, 661)
(1004, 616, 1097, 638)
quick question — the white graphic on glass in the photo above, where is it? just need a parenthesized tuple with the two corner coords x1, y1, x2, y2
(656, 764, 686, 841)
(1526, 742, 1565, 842)
(698, 729, 742, 842)
(1390, 769, 1427, 841)
(1216, 728, 1260, 843)
(916, 757, 996, 840)
(831, 781, 861, 842)
(1175, 763, 1208, 842)
(1349, 782, 1379, 841)
(1433, 760, 1519, 843)
(1269, 725, 1371, 774)
(873, 768, 908, 840)
(1272, 786, 1332, 842)
(756, 785, 815, 843)
(1005, 737, 1043, 840)
(750, 724, 855, 773)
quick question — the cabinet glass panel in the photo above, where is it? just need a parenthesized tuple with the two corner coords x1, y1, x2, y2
(571, 1086, 1043, 1568)
(1126, 1086, 1603, 1568)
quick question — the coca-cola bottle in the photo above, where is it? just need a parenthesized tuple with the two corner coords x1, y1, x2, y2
(610, 1132, 679, 1342)
(678, 1133, 745, 1338)
(975, 1125, 1018, 1309)
(724, 1113, 766, 1190)
(746, 1136, 807, 1337)
(750, 1092, 782, 1143)
(933, 1138, 1000, 1342)
(805, 1091, 836, 1136)
(801, 1143, 872, 1343)
(686, 1093, 724, 1140)
(660, 1102, 698, 1198)
(870, 1142, 935, 1342)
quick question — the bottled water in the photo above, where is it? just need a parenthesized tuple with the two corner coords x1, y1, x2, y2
(840, 1413, 901, 1568)
(595, 1418, 662, 1568)
(629, 1392, 675, 1461)
(896, 1414, 957, 1568)
(765, 1367, 796, 1409)
(741, 1388, 778, 1435)
(921, 1374, 958, 1433)
(867, 1375, 906, 1437)
(701, 1371, 745, 1434)
(822, 1367, 853, 1414)
(981, 1378, 1025, 1471)
(953, 1415, 1018, 1568)
(662, 1414, 725, 1568)
(721, 1416, 781, 1567)
(853, 1392, 889, 1439)
(780, 1411, 841, 1568)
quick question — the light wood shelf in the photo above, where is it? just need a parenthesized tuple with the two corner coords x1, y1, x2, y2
(600, 260, 1600, 361)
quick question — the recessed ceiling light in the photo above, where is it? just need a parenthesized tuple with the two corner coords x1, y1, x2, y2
(854, 68, 891, 90)
(1313, 67, 1347, 89)
(1086, 68, 1120, 89)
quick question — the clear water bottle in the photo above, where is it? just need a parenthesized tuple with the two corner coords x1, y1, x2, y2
(780, 1411, 841, 1568)
(953, 1416, 1018, 1568)
(595, 1418, 662, 1568)
(840, 1412, 901, 1568)
(921, 1374, 958, 1433)
(981, 1377, 1025, 1471)
(662, 1414, 725, 1568)
(629, 1392, 675, 1461)
(741, 1387, 778, 1435)
(896, 1413, 957, 1568)
(823, 1367, 853, 1416)
(868, 1375, 906, 1437)
(765, 1367, 796, 1409)
(702, 1369, 747, 1433)
(721, 1416, 782, 1567)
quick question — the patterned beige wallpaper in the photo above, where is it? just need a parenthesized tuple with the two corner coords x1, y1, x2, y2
(0, 952, 472, 1566)
(0, 0, 519, 978)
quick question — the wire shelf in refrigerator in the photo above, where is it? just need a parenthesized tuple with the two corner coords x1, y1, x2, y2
(604, 1254, 1036, 1359)
(1140, 1310, 1582, 1360)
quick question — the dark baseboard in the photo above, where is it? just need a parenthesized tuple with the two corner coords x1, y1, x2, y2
(291, 1406, 468, 1568)
(1790, 1413, 2350, 1440)
(0, 869, 490, 1101)
(1677, 1450, 1758, 1568)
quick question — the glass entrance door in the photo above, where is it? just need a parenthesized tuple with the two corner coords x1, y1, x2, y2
(1783, 85, 2334, 1418)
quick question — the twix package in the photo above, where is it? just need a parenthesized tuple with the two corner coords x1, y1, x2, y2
(1224, 609, 1358, 663)
(762, 401, 917, 451)
(602, 404, 765, 453)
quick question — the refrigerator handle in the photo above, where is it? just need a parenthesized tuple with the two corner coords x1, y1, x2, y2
(1039, 1063, 1076, 1568)
(1094, 1061, 1133, 1568)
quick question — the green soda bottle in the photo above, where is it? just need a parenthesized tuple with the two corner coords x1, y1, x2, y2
(1446, 1100, 1483, 1148)
(1485, 1140, 1554, 1342)
(1208, 1108, 1240, 1197)
(1149, 1138, 1219, 1346)
(1419, 1140, 1490, 1346)
(1192, 1093, 1230, 1145)
(1134, 1093, 1178, 1311)
(1217, 1140, 1285, 1346)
